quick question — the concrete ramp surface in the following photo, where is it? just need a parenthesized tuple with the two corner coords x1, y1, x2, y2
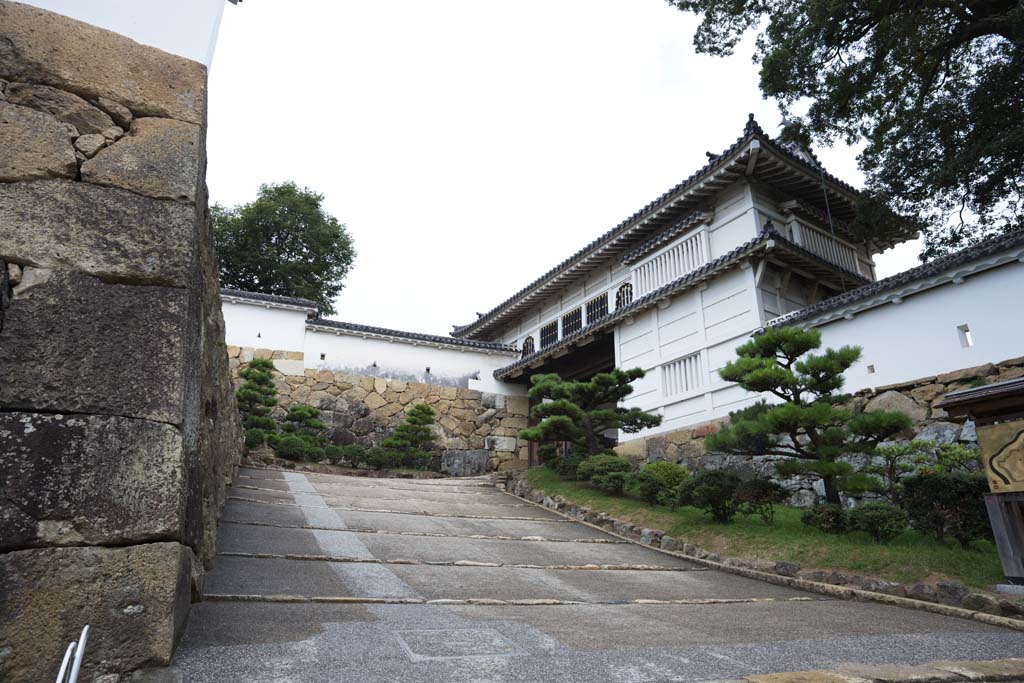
(174, 468, 1024, 682)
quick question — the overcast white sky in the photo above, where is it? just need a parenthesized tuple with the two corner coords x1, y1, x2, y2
(206, 1, 922, 335)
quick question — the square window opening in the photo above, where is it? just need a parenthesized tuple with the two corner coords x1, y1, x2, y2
(957, 324, 974, 348)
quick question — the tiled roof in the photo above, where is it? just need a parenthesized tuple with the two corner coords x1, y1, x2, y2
(622, 209, 711, 265)
(495, 230, 775, 379)
(220, 288, 319, 311)
(307, 318, 518, 354)
(493, 225, 876, 380)
(454, 115, 864, 339)
(768, 228, 1024, 327)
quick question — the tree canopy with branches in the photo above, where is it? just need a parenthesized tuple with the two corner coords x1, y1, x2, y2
(705, 326, 912, 504)
(666, 0, 1024, 259)
(214, 182, 355, 315)
(518, 369, 662, 457)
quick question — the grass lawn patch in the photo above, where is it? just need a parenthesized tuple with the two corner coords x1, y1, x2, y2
(526, 467, 1003, 589)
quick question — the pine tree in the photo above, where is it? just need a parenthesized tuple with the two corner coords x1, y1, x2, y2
(705, 326, 913, 505)
(382, 403, 436, 451)
(518, 369, 662, 457)
(236, 358, 278, 445)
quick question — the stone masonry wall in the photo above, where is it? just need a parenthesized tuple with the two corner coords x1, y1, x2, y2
(231, 348, 530, 474)
(616, 356, 1024, 506)
(0, 4, 242, 682)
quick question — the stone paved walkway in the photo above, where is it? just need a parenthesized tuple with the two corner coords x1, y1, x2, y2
(174, 467, 1024, 682)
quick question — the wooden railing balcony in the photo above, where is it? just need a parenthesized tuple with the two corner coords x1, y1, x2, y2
(790, 221, 862, 276)
(632, 230, 709, 297)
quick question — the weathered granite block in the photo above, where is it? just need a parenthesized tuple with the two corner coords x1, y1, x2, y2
(0, 101, 77, 181)
(0, 412, 185, 551)
(0, 180, 197, 286)
(5, 82, 115, 134)
(441, 449, 491, 477)
(0, 1, 206, 124)
(0, 269, 190, 423)
(0, 543, 192, 683)
(82, 117, 202, 202)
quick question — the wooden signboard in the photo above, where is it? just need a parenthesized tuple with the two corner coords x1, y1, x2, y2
(977, 418, 1024, 494)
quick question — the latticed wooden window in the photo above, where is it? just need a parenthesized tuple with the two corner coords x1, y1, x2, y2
(521, 335, 535, 357)
(540, 321, 558, 348)
(585, 294, 608, 323)
(615, 282, 633, 309)
(562, 307, 582, 337)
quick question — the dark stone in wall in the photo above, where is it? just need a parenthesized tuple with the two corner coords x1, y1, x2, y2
(0, 543, 192, 683)
(193, 204, 244, 567)
(0, 412, 186, 551)
(0, 180, 197, 287)
(0, 269, 190, 424)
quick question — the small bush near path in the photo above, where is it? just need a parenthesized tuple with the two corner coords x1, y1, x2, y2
(526, 467, 1003, 589)
(849, 502, 909, 543)
(633, 461, 690, 505)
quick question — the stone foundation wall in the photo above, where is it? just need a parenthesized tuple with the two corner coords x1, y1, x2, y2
(0, 4, 242, 682)
(617, 356, 1024, 506)
(232, 351, 531, 473)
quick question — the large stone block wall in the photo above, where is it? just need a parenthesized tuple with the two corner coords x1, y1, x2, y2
(617, 357, 1024, 506)
(231, 348, 531, 473)
(0, 4, 242, 682)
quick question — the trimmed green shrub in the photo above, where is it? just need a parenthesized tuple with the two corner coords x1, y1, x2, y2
(678, 470, 743, 523)
(400, 449, 432, 470)
(593, 471, 630, 495)
(801, 503, 849, 534)
(382, 404, 436, 451)
(275, 435, 310, 461)
(236, 358, 278, 439)
(555, 450, 587, 478)
(340, 444, 367, 466)
(633, 461, 690, 505)
(365, 447, 403, 471)
(244, 428, 267, 448)
(736, 478, 788, 523)
(849, 501, 908, 543)
(577, 454, 632, 482)
(324, 445, 344, 463)
(902, 472, 991, 547)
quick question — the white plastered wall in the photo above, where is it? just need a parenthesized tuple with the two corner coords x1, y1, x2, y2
(222, 301, 309, 354)
(305, 328, 524, 395)
(815, 261, 1024, 393)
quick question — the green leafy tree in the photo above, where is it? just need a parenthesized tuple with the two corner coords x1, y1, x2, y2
(214, 182, 355, 315)
(666, 0, 1024, 258)
(862, 440, 934, 503)
(382, 404, 436, 451)
(282, 405, 327, 445)
(518, 369, 662, 457)
(705, 327, 912, 505)
(236, 358, 278, 446)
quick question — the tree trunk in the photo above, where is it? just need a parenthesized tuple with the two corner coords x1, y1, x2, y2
(581, 415, 598, 456)
(823, 476, 841, 505)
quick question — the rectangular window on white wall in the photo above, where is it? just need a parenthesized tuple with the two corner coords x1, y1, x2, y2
(540, 321, 558, 348)
(562, 307, 582, 337)
(633, 230, 707, 296)
(661, 352, 705, 398)
(585, 294, 608, 323)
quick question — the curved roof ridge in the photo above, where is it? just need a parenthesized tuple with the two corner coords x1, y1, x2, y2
(307, 318, 517, 353)
(768, 227, 1024, 327)
(453, 115, 861, 339)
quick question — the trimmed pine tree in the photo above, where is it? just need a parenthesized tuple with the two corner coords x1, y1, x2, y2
(705, 326, 913, 505)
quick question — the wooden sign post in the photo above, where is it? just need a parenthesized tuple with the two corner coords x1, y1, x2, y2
(941, 377, 1024, 590)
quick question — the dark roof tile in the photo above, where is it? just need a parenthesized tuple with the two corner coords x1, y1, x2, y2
(768, 228, 1024, 327)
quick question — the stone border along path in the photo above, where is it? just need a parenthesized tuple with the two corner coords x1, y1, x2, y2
(505, 479, 1024, 632)
(715, 657, 1024, 683)
(174, 466, 1024, 682)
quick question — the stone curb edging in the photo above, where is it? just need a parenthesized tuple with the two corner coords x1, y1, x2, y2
(226, 493, 575, 523)
(202, 593, 826, 607)
(709, 657, 1024, 683)
(502, 478, 1024, 632)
